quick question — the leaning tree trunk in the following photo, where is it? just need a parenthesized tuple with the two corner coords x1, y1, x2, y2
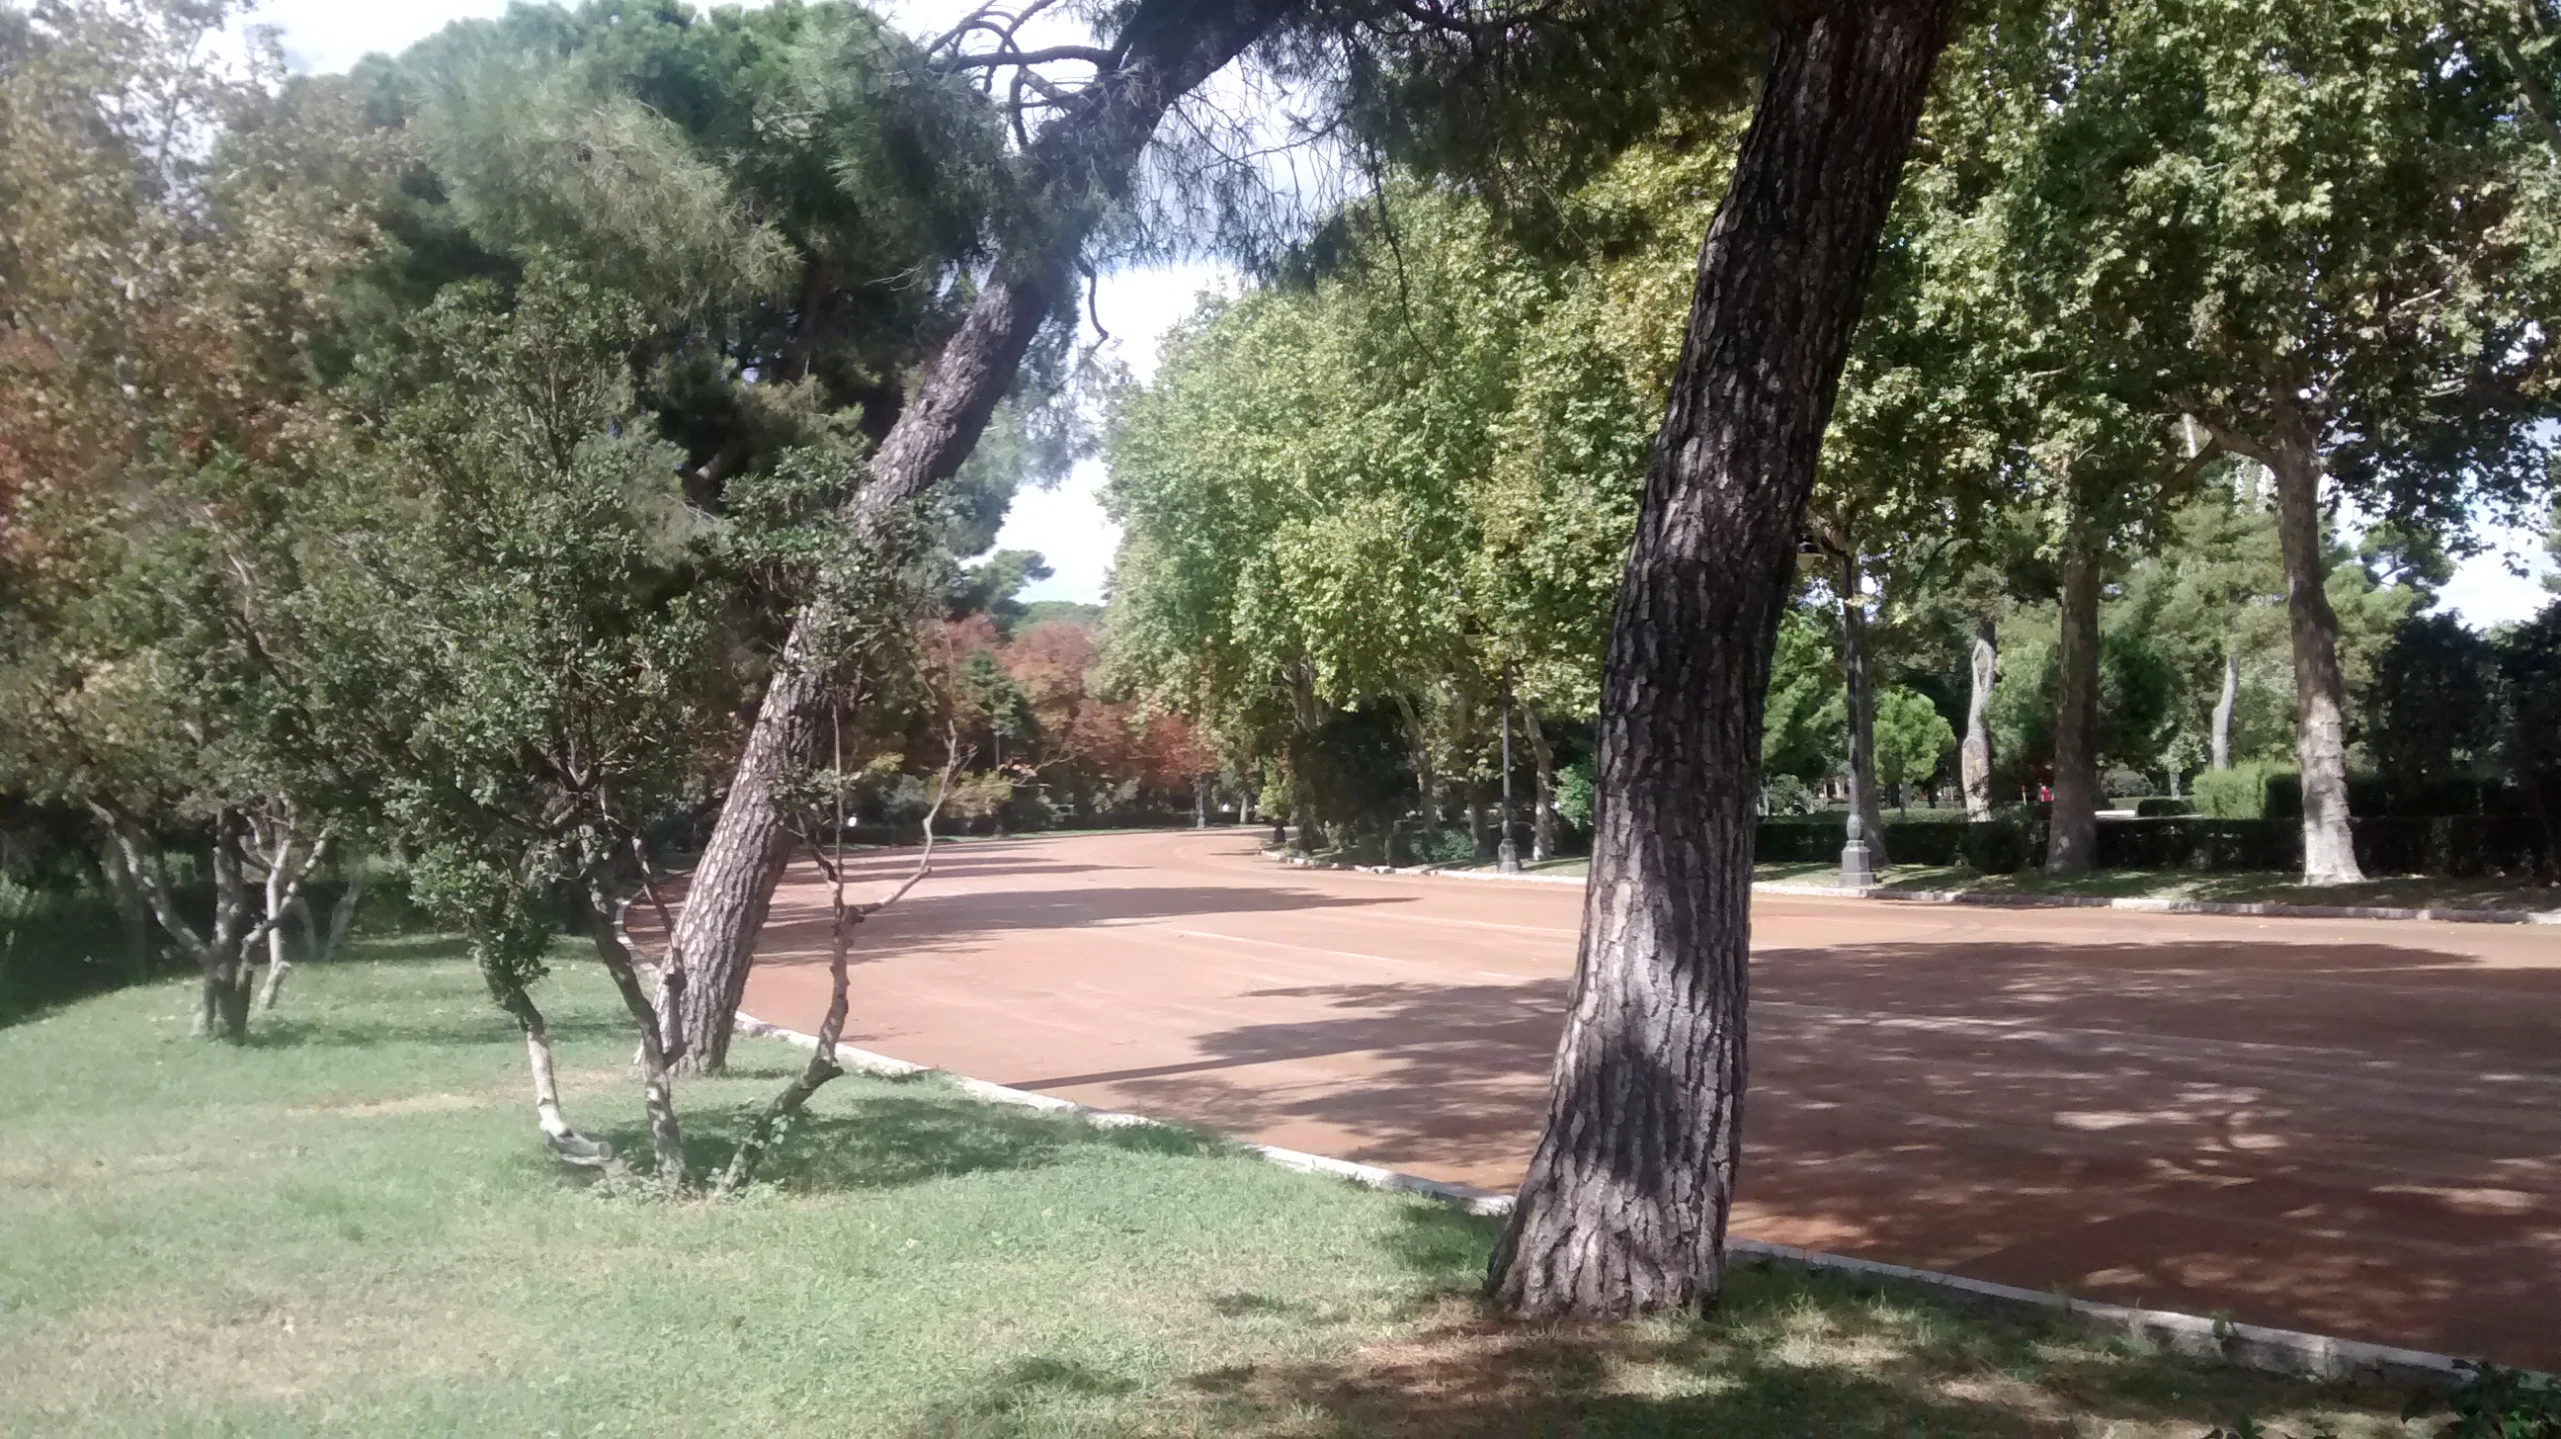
(2211, 640, 2238, 771)
(1522, 706, 1560, 862)
(2046, 538, 2103, 875)
(663, 0, 1296, 1074)
(2268, 431, 2364, 884)
(1838, 554, 1890, 864)
(1961, 619, 1996, 821)
(1488, 0, 1955, 1320)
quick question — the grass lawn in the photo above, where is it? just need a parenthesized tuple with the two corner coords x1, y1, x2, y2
(0, 939, 2438, 1436)
(1753, 859, 2561, 911)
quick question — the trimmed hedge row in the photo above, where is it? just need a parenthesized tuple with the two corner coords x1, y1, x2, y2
(1757, 813, 2555, 878)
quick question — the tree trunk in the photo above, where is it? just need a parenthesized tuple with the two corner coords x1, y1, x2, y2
(1193, 773, 1211, 829)
(2211, 641, 2238, 770)
(664, 0, 1295, 1074)
(2046, 538, 2102, 875)
(1961, 619, 1996, 822)
(1392, 691, 1439, 837)
(2268, 434, 2364, 884)
(496, 980, 612, 1165)
(585, 879, 688, 1192)
(1487, 0, 1954, 1320)
(96, 836, 152, 984)
(1522, 706, 1559, 862)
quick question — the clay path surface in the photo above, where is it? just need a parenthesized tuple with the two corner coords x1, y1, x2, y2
(638, 828, 2561, 1368)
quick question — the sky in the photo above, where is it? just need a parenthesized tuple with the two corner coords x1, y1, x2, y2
(244, 1, 2556, 621)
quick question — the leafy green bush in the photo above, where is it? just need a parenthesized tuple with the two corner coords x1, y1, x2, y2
(2135, 797, 2197, 817)
(2095, 818, 2297, 871)
(2406, 1363, 2561, 1437)
(2193, 762, 2298, 819)
(1762, 774, 1819, 815)
(2102, 766, 2153, 798)
(1557, 759, 1596, 831)
(1416, 827, 1477, 865)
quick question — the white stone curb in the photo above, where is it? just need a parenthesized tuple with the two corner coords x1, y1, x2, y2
(1268, 853, 2561, 926)
(1750, 881, 2561, 927)
(728, 1012, 2491, 1390)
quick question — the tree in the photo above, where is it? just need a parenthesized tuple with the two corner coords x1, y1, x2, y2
(1486, 0, 1958, 1319)
(2006, 0, 2560, 882)
(665, 0, 1299, 1072)
(1873, 685, 1956, 809)
(0, 0, 395, 1038)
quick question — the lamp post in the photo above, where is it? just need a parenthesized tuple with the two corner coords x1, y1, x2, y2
(1498, 670, 1521, 874)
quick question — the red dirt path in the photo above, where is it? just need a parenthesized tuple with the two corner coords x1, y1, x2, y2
(641, 827, 2561, 1368)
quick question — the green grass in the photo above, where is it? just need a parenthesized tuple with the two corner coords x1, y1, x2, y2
(0, 938, 2432, 1436)
(1754, 859, 2561, 911)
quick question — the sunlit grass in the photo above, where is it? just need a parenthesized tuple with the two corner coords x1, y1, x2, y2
(0, 941, 2425, 1435)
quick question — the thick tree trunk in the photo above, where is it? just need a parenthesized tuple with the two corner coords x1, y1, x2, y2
(2211, 642, 2238, 770)
(1522, 706, 1559, 862)
(1487, 0, 1953, 1320)
(2046, 538, 2102, 875)
(665, 0, 1296, 1074)
(1838, 554, 1890, 864)
(1192, 773, 1211, 829)
(2268, 436, 2364, 884)
(1961, 620, 1996, 822)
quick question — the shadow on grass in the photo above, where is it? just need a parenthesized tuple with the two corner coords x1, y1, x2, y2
(598, 1084, 1243, 1196)
(1155, 1261, 2397, 1439)
(250, 1008, 629, 1051)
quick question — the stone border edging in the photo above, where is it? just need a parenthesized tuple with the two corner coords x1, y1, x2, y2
(1750, 881, 2561, 927)
(1265, 847, 2561, 925)
(729, 1012, 2478, 1391)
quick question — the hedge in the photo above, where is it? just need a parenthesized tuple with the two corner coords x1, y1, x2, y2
(1756, 813, 2555, 878)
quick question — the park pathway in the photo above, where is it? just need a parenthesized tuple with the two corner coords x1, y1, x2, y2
(640, 827, 2561, 1368)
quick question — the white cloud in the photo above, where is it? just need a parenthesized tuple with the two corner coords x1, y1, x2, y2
(2435, 523, 2555, 628)
(248, 0, 509, 75)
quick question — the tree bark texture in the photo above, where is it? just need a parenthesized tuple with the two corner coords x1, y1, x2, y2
(664, 0, 1296, 1073)
(2211, 642, 2238, 771)
(1523, 706, 1559, 862)
(1486, 0, 1955, 1320)
(1838, 554, 1889, 863)
(2268, 437, 2364, 884)
(1961, 619, 1996, 821)
(2045, 539, 2102, 875)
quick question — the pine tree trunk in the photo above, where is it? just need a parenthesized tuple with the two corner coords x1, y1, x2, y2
(2211, 641, 2238, 770)
(661, 2, 1294, 1074)
(1961, 619, 1996, 822)
(1522, 706, 1559, 862)
(2269, 432, 2364, 884)
(1487, 0, 1954, 1320)
(2046, 538, 2102, 875)
(1838, 554, 1890, 864)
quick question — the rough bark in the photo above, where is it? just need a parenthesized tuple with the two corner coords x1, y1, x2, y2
(666, 0, 1296, 1072)
(1837, 554, 1890, 864)
(2266, 436, 2364, 884)
(1193, 773, 1211, 829)
(1487, 0, 1954, 1320)
(1961, 620, 1996, 822)
(2211, 642, 2238, 771)
(1522, 705, 1559, 862)
(2046, 539, 2102, 875)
